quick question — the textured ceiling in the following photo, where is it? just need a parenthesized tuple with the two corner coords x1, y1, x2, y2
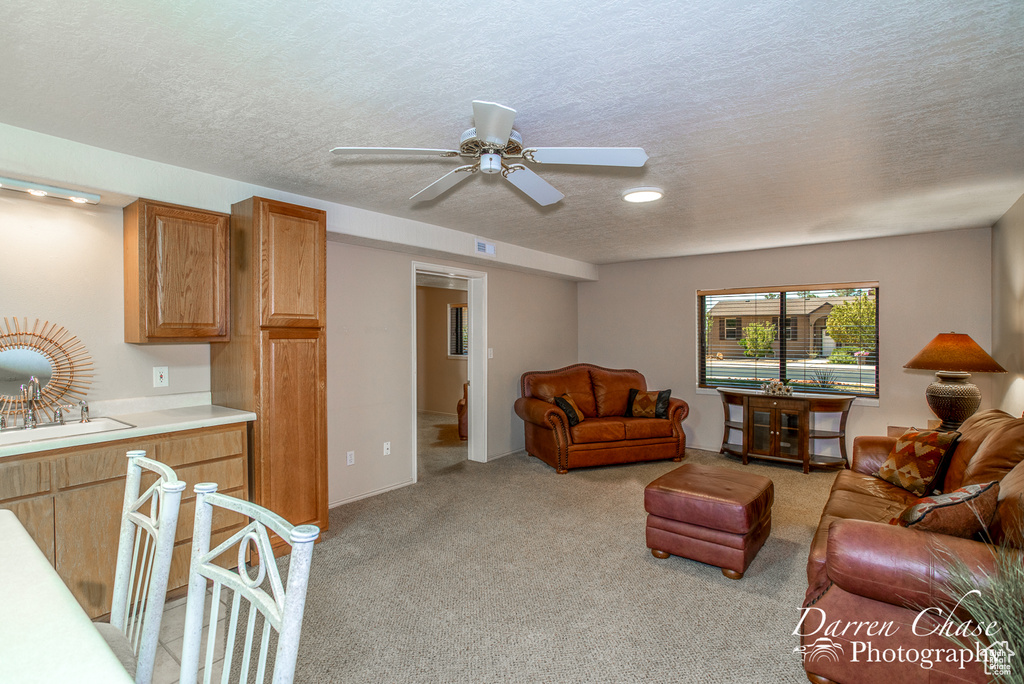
(1, 0, 1022, 264)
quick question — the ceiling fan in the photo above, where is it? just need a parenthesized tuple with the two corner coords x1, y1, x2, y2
(330, 100, 648, 206)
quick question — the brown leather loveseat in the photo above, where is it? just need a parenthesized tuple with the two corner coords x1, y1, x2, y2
(513, 363, 689, 473)
(799, 409, 1024, 683)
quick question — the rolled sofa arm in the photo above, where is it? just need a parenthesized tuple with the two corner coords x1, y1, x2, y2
(668, 397, 689, 425)
(514, 396, 567, 430)
(850, 435, 897, 475)
(825, 519, 1013, 612)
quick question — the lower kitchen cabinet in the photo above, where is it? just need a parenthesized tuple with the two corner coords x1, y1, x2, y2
(0, 422, 248, 618)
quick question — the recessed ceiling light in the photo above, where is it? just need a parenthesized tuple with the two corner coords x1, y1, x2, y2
(622, 187, 664, 203)
(28, 189, 48, 197)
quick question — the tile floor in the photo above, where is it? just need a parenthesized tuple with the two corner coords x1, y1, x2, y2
(152, 590, 230, 684)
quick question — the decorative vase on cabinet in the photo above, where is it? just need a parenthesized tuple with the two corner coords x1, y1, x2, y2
(210, 197, 328, 554)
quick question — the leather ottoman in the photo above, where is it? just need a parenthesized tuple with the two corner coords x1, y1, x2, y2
(645, 463, 774, 579)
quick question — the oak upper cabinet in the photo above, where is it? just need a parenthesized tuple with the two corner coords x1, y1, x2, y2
(124, 199, 230, 343)
(211, 197, 328, 554)
(253, 198, 326, 328)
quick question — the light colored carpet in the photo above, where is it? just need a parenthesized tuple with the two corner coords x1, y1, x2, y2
(295, 413, 836, 683)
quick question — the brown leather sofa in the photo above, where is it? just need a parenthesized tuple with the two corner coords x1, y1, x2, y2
(800, 409, 1024, 684)
(457, 382, 468, 441)
(513, 363, 689, 473)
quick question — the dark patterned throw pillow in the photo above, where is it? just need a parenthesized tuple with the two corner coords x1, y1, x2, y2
(554, 394, 585, 426)
(893, 481, 1000, 538)
(626, 388, 671, 419)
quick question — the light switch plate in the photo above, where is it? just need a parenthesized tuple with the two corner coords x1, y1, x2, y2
(153, 366, 168, 388)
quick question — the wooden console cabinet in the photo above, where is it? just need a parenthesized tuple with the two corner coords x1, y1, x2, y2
(0, 423, 248, 618)
(123, 198, 230, 343)
(210, 197, 328, 554)
(718, 388, 854, 473)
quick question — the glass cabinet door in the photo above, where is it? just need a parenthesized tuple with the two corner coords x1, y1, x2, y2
(749, 408, 773, 455)
(778, 409, 802, 458)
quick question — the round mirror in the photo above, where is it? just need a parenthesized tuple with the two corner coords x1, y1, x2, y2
(0, 348, 53, 396)
(0, 318, 92, 423)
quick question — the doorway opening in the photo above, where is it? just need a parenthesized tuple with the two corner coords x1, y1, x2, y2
(411, 263, 487, 483)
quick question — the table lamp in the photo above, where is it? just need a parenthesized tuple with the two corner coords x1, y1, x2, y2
(903, 332, 1006, 430)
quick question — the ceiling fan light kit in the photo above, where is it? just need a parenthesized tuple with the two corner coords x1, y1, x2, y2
(331, 100, 650, 206)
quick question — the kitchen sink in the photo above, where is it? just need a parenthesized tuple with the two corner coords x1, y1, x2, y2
(0, 417, 134, 447)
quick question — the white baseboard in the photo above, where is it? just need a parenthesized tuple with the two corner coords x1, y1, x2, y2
(329, 478, 415, 508)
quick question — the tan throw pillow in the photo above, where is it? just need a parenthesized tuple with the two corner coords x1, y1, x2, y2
(893, 481, 1000, 538)
(554, 394, 585, 427)
(875, 429, 960, 496)
(626, 388, 671, 419)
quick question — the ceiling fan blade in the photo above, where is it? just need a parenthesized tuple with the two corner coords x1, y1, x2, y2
(502, 165, 564, 206)
(410, 164, 478, 202)
(331, 147, 459, 157)
(472, 101, 517, 147)
(525, 147, 649, 167)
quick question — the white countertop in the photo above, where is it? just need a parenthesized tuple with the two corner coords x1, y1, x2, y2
(0, 509, 135, 682)
(0, 405, 256, 459)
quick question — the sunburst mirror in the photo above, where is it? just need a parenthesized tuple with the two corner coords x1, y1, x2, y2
(0, 318, 93, 424)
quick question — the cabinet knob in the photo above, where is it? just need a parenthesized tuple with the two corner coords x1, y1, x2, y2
(772, 401, 778, 406)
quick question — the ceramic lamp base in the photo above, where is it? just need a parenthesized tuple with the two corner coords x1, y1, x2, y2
(925, 371, 981, 431)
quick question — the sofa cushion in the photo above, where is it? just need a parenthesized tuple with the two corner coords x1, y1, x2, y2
(960, 415, 1024, 488)
(590, 367, 646, 417)
(874, 429, 959, 496)
(894, 481, 1000, 538)
(989, 459, 1024, 547)
(806, 471, 917, 598)
(524, 366, 597, 417)
(626, 388, 670, 419)
(570, 418, 626, 444)
(554, 394, 585, 426)
(942, 409, 1017, 491)
(623, 417, 674, 440)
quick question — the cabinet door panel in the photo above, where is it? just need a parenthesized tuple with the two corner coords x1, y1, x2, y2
(1, 497, 55, 566)
(55, 479, 124, 618)
(124, 199, 230, 343)
(747, 408, 773, 456)
(260, 201, 325, 327)
(0, 459, 51, 500)
(257, 329, 326, 533)
(778, 410, 802, 458)
(148, 207, 229, 338)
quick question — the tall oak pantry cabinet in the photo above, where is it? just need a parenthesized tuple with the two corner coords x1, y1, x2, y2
(211, 197, 328, 553)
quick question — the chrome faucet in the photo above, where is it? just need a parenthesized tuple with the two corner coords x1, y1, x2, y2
(79, 399, 90, 423)
(55, 404, 73, 425)
(21, 377, 41, 429)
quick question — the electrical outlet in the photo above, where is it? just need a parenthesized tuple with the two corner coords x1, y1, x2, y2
(383, 441, 391, 456)
(153, 366, 168, 388)
(346, 450, 355, 466)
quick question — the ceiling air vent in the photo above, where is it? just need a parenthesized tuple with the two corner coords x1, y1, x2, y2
(475, 238, 496, 258)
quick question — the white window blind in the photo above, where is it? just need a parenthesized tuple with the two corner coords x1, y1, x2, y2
(698, 284, 878, 397)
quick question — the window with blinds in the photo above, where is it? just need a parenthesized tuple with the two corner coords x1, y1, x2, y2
(447, 303, 469, 357)
(698, 284, 878, 397)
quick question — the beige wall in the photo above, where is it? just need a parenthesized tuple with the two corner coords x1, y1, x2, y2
(578, 228, 995, 452)
(326, 242, 578, 506)
(416, 287, 468, 414)
(0, 194, 211, 403)
(992, 193, 1024, 414)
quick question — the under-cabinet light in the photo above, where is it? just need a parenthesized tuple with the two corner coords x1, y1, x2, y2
(0, 176, 101, 205)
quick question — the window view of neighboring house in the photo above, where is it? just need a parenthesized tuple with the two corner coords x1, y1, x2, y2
(698, 284, 879, 397)
(448, 303, 469, 357)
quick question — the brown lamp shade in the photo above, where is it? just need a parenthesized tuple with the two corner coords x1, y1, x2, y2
(903, 333, 1006, 373)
